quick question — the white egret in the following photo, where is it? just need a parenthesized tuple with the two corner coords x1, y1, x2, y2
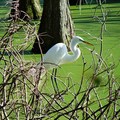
(42, 36, 93, 70)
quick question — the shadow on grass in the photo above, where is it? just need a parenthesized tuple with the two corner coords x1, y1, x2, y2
(0, 50, 35, 56)
(72, 15, 120, 24)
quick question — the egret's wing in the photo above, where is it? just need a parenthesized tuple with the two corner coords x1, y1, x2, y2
(43, 43, 67, 70)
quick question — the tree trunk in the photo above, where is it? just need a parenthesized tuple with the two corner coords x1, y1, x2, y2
(10, 0, 41, 20)
(32, 0, 74, 54)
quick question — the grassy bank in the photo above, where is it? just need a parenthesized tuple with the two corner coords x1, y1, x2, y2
(0, 3, 120, 119)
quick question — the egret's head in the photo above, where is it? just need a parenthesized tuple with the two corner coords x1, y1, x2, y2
(72, 36, 93, 46)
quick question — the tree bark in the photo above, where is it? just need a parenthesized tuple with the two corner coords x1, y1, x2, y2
(32, 0, 74, 54)
(10, 0, 41, 20)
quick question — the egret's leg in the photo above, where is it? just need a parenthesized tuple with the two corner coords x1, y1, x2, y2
(54, 68, 59, 93)
(51, 69, 56, 92)
(51, 68, 59, 94)
(51, 69, 64, 101)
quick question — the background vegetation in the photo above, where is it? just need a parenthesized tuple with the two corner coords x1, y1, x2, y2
(0, 1, 120, 120)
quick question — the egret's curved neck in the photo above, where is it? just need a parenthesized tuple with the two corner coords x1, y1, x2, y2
(70, 39, 81, 61)
(61, 39, 81, 64)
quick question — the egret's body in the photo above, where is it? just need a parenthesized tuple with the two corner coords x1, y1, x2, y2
(42, 36, 92, 70)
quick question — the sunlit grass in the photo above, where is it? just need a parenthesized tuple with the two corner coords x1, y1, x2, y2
(0, 3, 120, 119)
(0, 2, 119, 93)
(70, 3, 120, 77)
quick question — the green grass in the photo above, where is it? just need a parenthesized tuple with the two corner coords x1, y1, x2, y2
(0, 3, 120, 119)
(70, 3, 120, 77)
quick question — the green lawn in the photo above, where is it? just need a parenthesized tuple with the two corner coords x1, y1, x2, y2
(0, 3, 120, 119)
(70, 3, 120, 76)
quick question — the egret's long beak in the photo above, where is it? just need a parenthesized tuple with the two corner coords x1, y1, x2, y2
(82, 40, 93, 46)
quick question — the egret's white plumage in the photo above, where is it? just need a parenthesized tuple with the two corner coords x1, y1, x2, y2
(42, 36, 93, 70)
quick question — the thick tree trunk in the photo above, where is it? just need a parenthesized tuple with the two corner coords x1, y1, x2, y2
(10, 0, 41, 20)
(32, 0, 74, 54)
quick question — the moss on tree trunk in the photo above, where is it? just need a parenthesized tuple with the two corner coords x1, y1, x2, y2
(11, 0, 41, 20)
